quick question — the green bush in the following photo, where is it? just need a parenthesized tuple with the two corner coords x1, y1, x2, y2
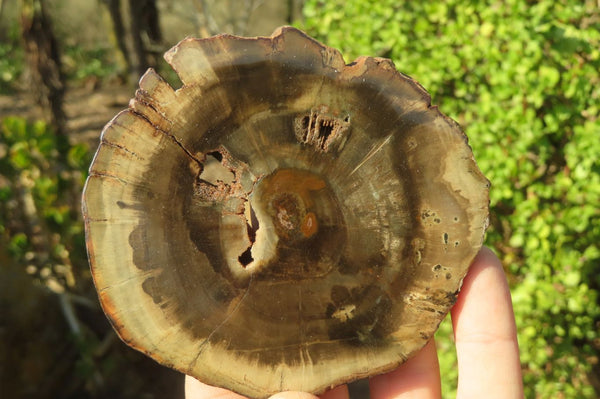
(0, 116, 90, 291)
(0, 117, 180, 399)
(62, 44, 121, 82)
(301, 0, 600, 397)
(0, 24, 25, 93)
(0, 16, 118, 89)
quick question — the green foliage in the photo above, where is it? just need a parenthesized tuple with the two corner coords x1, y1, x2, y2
(0, 25, 25, 93)
(302, 0, 600, 397)
(0, 116, 91, 289)
(0, 16, 118, 89)
(62, 44, 121, 82)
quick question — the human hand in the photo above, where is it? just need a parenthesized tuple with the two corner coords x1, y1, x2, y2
(185, 247, 524, 398)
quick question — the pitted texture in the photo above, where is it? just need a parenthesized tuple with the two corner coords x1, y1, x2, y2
(82, 27, 490, 398)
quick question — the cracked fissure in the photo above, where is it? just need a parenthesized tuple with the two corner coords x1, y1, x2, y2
(130, 104, 351, 271)
(294, 108, 350, 153)
(127, 105, 259, 268)
(195, 148, 258, 268)
(238, 203, 259, 267)
(130, 107, 204, 167)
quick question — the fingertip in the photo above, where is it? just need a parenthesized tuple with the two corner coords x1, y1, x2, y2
(369, 339, 441, 399)
(268, 384, 347, 399)
(319, 384, 349, 399)
(461, 246, 504, 288)
(185, 375, 247, 399)
(450, 247, 523, 398)
(184, 376, 346, 399)
(451, 246, 515, 338)
(269, 385, 348, 399)
(268, 393, 320, 399)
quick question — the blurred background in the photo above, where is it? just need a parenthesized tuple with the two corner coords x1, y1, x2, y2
(0, 0, 598, 398)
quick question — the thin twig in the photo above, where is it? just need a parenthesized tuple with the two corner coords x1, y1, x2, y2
(58, 292, 81, 335)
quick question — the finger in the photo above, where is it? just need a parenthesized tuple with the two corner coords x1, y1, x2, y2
(369, 338, 441, 399)
(451, 247, 523, 398)
(185, 375, 348, 399)
(185, 375, 247, 399)
(269, 393, 319, 399)
(320, 384, 350, 399)
(269, 384, 348, 399)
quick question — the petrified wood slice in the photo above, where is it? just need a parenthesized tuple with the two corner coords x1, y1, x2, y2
(82, 26, 490, 398)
